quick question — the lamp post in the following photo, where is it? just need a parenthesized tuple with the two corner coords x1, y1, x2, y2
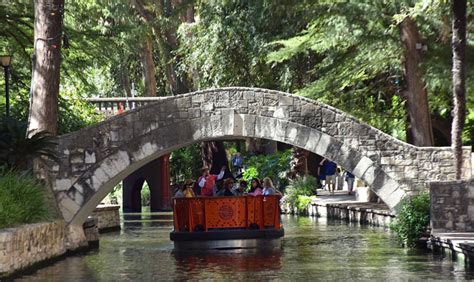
(0, 55, 12, 117)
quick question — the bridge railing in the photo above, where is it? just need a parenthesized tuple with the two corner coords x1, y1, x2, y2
(85, 97, 167, 117)
(173, 195, 282, 232)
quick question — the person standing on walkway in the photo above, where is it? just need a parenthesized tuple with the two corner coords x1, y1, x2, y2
(231, 152, 244, 176)
(344, 171, 355, 195)
(198, 166, 225, 196)
(336, 168, 344, 191)
(321, 159, 337, 194)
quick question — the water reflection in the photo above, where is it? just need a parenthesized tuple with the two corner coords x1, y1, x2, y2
(14, 214, 474, 281)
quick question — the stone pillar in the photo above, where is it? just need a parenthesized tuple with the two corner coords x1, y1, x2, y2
(430, 179, 474, 232)
(122, 156, 172, 213)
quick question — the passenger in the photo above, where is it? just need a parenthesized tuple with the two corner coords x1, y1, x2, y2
(198, 166, 225, 196)
(248, 178, 263, 196)
(183, 179, 195, 198)
(174, 185, 185, 198)
(233, 180, 247, 196)
(262, 177, 277, 195)
(217, 178, 235, 196)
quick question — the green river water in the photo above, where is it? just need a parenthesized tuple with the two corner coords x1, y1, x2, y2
(15, 214, 474, 281)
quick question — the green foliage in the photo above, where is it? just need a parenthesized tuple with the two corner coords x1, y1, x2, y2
(242, 167, 258, 185)
(285, 175, 317, 210)
(58, 92, 105, 134)
(243, 150, 292, 190)
(141, 182, 150, 207)
(390, 192, 430, 248)
(0, 118, 58, 171)
(0, 170, 50, 228)
(296, 195, 314, 211)
(170, 144, 203, 185)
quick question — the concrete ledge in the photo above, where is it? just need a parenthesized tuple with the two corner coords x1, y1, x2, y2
(92, 204, 121, 232)
(429, 233, 474, 266)
(310, 202, 395, 228)
(0, 220, 67, 278)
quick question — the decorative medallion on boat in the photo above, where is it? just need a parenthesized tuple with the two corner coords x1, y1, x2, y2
(218, 204, 234, 220)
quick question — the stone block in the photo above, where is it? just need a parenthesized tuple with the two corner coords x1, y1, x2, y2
(279, 95, 293, 106)
(242, 114, 256, 137)
(304, 129, 322, 152)
(84, 150, 96, 164)
(360, 165, 378, 186)
(275, 119, 288, 141)
(273, 106, 289, 119)
(313, 133, 332, 156)
(220, 108, 235, 136)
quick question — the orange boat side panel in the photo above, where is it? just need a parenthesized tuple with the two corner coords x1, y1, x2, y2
(173, 195, 280, 232)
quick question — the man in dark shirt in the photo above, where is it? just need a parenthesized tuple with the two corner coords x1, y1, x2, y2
(321, 159, 337, 194)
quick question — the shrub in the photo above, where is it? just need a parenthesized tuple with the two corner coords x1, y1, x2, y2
(0, 171, 50, 228)
(0, 118, 58, 171)
(285, 175, 317, 211)
(390, 192, 430, 248)
(243, 150, 292, 191)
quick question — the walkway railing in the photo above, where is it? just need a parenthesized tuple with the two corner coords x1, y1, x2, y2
(173, 195, 281, 232)
(85, 97, 167, 117)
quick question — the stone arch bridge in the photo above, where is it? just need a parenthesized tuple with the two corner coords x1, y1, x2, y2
(39, 87, 471, 237)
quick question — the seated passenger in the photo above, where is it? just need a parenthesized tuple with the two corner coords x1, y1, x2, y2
(233, 180, 247, 196)
(217, 178, 235, 196)
(262, 177, 276, 195)
(198, 166, 225, 196)
(174, 186, 185, 198)
(248, 178, 263, 196)
(183, 179, 195, 198)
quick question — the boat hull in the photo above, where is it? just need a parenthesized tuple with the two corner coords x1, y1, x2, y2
(170, 228, 284, 250)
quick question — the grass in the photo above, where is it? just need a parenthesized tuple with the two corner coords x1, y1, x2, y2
(0, 170, 51, 229)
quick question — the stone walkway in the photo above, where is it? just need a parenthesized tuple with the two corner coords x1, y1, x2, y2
(308, 189, 394, 227)
(313, 189, 392, 213)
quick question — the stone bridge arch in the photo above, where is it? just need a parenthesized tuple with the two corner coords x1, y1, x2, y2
(41, 87, 471, 230)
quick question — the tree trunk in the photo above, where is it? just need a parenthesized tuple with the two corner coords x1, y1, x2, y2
(201, 141, 233, 179)
(122, 67, 132, 97)
(291, 147, 309, 177)
(451, 0, 467, 179)
(141, 35, 157, 97)
(399, 17, 434, 147)
(28, 0, 64, 136)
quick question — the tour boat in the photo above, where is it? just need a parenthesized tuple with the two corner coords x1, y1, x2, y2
(170, 195, 284, 250)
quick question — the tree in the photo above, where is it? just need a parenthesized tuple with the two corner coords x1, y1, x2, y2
(399, 16, 434, 146)
(28, 0, 65, 136)
(451, 0, 467, 179)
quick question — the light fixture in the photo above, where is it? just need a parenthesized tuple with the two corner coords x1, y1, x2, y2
(0, 55, 12, 117)
(0, 55, 12, 67)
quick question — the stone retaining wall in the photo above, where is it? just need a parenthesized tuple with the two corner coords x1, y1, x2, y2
(430, 179, 474, 232)
(0, 220, 66, 277)
(91, 205, 121, 232)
